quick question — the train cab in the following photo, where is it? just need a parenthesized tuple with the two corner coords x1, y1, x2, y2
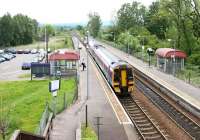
(112, 64, 134, 95)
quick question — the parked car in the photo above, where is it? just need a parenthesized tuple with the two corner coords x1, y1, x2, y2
(0, 54, 12, 61)
(0, 50, 4, 54)
(17, 50, 24, 54)
(0, 57, 6, 63)
(22, 62, 31, 70)
(6, 53, 16, 58)
(31, 49, 38, 54)
(4, 48, 16, 54)
(24, 49, 31, 54)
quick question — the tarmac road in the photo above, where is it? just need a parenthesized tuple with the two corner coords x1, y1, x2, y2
(0, 54, 36, 81)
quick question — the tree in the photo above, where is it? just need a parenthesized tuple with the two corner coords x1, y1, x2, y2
(87, 12, 102, 37)
(145, 1, 169, 39)
(116, 1, 147, 32)
(0, 13, 13, 47)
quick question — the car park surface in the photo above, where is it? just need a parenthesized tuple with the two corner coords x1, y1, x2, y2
(0, 54, 36, 81)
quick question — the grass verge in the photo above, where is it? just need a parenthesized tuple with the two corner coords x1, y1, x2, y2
(81, 124, 97, 140)
(0, 78, 76, 140)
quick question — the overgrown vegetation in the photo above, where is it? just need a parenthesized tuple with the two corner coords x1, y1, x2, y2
(0, 78, 76, 140)
(81, 124, 97, 140)
(77, 0, 200, 86)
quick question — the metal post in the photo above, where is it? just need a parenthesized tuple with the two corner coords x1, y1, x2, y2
(53, 96, 57, 117)
(148, 54, 150, 67)
(87, 31, 89, 100)
(85, 105, 88, 128)
(45, 26, 49, 63)
(173, 41, 176, 76)
(95, 117, 103, 140)
(188, 72, 191, 84)
(64, 92, 67, 109)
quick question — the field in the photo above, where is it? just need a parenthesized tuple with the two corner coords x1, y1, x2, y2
(14, 32, 73, 50)
(0, 78, 76, 139)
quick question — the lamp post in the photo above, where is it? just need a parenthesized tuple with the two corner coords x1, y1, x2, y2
(111, 32, 115, 48)
(86, 31, 89, 100)
(127, 32, 130, 56)
(168, 39, 176, 76)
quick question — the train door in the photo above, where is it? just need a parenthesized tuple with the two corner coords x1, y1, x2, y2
(121, 70, 127, 87)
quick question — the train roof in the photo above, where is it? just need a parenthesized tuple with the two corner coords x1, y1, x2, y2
(94, 44, 128, 68)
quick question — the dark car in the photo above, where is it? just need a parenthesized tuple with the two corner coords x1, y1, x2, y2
(22, 62, 31, 70)
(17, 50, 24, 54)
(24, 49, 31, 54)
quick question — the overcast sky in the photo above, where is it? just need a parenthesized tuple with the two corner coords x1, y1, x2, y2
(0, 0, 155, 24)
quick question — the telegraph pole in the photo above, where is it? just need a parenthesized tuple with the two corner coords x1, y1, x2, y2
(87, 31, 89, 100)
(45, 26, 49, 63)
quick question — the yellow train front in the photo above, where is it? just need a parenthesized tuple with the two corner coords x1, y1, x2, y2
(112, 63, 134, 95)
(88, 42, 134, 96)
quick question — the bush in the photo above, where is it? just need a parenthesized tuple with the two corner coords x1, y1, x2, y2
(188, 53, 200, 65)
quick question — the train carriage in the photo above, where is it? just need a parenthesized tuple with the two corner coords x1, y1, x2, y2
(88, 41, 134, 95)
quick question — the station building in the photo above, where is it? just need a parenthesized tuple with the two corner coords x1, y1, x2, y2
(155, 48, 187, 74)
(49, 49, 80, 76)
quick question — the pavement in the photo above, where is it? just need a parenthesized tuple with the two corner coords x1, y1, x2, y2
(0, 54, 36, 81)
(50, 37, 136, 140)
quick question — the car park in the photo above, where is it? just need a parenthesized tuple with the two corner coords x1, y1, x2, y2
(21, 62, 31, 70)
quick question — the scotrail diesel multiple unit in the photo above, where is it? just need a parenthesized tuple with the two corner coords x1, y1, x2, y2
(88, 42, 134, 95)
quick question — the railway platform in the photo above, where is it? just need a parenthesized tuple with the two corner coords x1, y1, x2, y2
(97, 40, 200, 117)
(50, 38, 137, 140)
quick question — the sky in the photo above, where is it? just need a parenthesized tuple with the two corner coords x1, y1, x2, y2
(0, 0, 155, 24)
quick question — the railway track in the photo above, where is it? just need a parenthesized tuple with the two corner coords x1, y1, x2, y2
(135, 72, 200, 139)
(119, 96, 168, 140)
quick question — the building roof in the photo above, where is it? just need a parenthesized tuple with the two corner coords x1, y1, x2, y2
(49, 50, 79, 61)
(155, 48, 187, 58)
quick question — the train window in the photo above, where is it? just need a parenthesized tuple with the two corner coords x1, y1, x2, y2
(114, 69, 120, 82)
(127, 68, 133, 80)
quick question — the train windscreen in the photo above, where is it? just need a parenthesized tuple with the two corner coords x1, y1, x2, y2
(114, 69, 120, 82)
(127, 68, 133, 80)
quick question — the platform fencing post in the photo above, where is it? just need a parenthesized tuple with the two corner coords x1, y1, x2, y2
(85, 105, 88, 128)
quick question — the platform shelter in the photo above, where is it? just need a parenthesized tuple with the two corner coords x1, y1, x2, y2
(49, 49, 79, 76)
(155, 48, 187, 74)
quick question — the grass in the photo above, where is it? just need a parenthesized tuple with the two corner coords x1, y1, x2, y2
(13, 31, 73, 50)
(81, 124, 97, 140)
(0, 78, 76, 139)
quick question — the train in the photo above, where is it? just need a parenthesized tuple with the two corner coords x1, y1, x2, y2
(88, 40, 134, 96)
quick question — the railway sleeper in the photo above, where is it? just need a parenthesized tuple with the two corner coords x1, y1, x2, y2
(134, 116, 146, 120)
(140, 126, 155, 131)
(143, 134, 163, 140)
(126, 107, 139, 111)
(142, 131, 160, 136)
(135, 119, 149, 123)
(130, 112, 143, 116)
(129, 110, 142, 114)
(137, 122, 152, 127)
